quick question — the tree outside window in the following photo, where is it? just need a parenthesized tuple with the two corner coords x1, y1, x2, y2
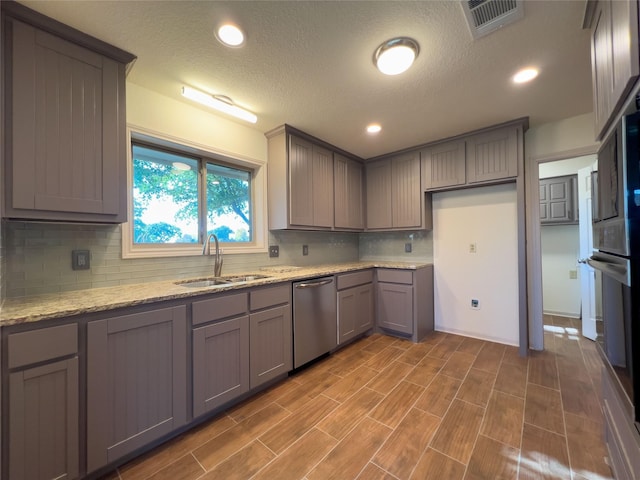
(132, 143, 252, 244)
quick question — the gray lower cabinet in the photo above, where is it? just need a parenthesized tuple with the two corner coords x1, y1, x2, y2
(249, 283, 292, 388)
(86, 306, 187, 474)
(7, 324, 79, 480)
(337, 270, 374, 345)
(192, 284, 293, 415)
(376, 267, 434, 342)
(193, 315, 250, 417)
(192, 292, 249, 418)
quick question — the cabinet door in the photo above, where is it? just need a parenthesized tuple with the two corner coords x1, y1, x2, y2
(355, 284, 374, 335)
(366, 160, 393, 229)
(8, 19, 126, 222)
(466, 127, 518, 183)
(377, 283, 414, 335)
(334, 154, 364, 230)
(193, 316, 250, 416)
(289, 136, 315, 226)
(337, 288, 358, 344)
(540, 175, 577, 224)
(250, 305, 292, 388)
(289, 136, 334, 227)
(592, 1, 613, 136)
(9, 358, 79, 480)
(312, 145, 334, 227)
(610, 0, 639, 115)
(87, 306, 187, 473)
(422, 141, 466, 190)
(392, 152, 422, 228)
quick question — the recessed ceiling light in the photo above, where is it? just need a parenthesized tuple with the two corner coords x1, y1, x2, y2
(216, 24, 245, 47)
(513, 67, 538, 84)
(367, 124, 382, 134)
(373, 37, 419, 75)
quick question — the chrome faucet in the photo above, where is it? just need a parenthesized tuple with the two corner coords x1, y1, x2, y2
(202, 233, 223, 277)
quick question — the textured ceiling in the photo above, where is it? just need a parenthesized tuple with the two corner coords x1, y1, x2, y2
(18, 0, 593, 159)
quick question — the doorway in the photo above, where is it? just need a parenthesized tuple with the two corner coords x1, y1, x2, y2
(538, 155, 597, 346)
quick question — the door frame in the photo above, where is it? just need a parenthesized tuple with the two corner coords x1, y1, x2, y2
(525, 145, 598, 350)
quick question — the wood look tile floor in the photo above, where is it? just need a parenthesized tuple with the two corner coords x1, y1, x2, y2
(103, 315, 614, 480)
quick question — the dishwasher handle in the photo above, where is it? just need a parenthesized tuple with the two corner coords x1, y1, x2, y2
(295, 279, 333, 289)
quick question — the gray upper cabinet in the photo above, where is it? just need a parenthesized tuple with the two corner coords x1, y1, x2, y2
(86, 305, 187, 473)
(587, 0, 639, 139)
(366, 152, 425, 231)
(289, 135, 334, 227)
(422, 123, 522, 192)
(466, 127, 518, 183)
(334, 154, 364, 230)
(266, 126, 336, 230)
(7, 324, 79, 480)
(2, 4, 135, 223)
(421, 140, 466, 190)
(540, 175, 578, 225)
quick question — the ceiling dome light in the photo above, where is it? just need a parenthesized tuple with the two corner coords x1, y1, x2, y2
(217, 24, 245, 47)
(367, 124, 382, 134)
(513, 67, 539, 84)
(374, 37, 419, 75)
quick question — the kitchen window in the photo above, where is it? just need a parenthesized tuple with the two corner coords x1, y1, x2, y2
(123, 128, 267, 258)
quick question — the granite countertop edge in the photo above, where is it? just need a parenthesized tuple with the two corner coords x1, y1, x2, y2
(0, 261, 432, 327)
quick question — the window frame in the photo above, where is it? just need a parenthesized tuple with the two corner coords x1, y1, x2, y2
(122, 125, 268, 259)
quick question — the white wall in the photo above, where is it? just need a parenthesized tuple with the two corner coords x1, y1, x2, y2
(127, 82, 267, 163)
(433, 183, 519, 345)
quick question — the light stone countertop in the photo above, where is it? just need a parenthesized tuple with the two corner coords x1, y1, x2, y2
(0, 261, 431, 327)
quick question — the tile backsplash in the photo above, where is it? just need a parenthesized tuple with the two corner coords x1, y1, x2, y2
(3, 221, 432, 297)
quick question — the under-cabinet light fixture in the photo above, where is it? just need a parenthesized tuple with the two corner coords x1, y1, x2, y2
(181, 86, 257, 124)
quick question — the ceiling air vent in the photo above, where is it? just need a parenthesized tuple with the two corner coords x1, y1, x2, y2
(461, 0, 524, 39)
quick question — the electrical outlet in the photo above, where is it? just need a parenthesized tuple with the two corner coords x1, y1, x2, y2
(471, 299, 480, 309)
(405, 243, 412, 253)
(569, 269, 578, 279)
(72, 249, 90, 270)
(269, 245, 279, 258)
(469, 243, 477, 253)
(302, 245, 309, 256)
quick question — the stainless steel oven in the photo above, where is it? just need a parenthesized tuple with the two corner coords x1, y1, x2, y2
(590, 105, 640, 429)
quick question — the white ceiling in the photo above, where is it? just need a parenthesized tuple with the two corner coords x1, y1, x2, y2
(18, 0, 593, 159)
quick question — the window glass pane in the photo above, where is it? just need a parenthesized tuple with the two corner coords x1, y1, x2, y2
(132, 144, 199, 243)
(206, 163, 252, 242)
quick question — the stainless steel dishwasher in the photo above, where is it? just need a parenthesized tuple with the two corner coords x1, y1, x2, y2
(292, 276, 337, 368)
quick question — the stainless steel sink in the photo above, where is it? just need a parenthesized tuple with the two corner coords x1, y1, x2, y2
(176, 274, 271, 288)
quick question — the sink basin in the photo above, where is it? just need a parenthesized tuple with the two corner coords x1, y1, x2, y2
(176, 279, 231, 288)
(176, 274, 272, 288)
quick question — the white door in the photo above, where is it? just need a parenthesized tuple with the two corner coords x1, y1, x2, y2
(578, 165, 597, 340)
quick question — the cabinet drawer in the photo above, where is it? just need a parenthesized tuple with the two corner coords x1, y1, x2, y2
(337, 270, 373, 290)
(250, 284, 290, 311)
(376, 269, 413, 285)
(192, 292, 248, 326)
(8, 323, 78, 368)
